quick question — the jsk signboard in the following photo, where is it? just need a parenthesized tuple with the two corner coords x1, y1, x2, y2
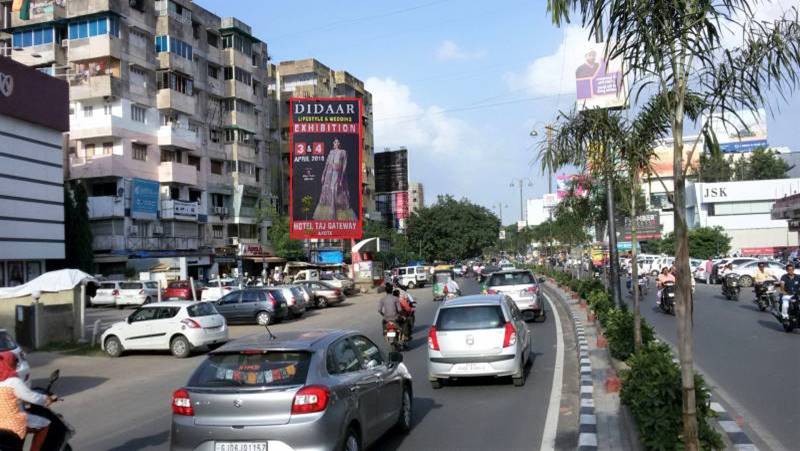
(289, 98, 363, 240)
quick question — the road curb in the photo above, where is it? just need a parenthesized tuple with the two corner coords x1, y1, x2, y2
(708, 398, 759, 450)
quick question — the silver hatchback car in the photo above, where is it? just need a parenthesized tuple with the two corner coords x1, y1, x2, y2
(170, 330, 413, 451)
(428, 294, 532, 388)
(486, 270, 546, 322)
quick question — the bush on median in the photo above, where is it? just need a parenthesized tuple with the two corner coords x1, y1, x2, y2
(620, 342, 724, 450)
(602, 306, 655, 361)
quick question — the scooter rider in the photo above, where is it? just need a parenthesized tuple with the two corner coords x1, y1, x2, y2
(779, 263, 800, 318)
(656, 267, 675, 306)
(754, 261, 777, 300)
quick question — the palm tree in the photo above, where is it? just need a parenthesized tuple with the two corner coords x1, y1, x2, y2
(545, 1, 800, 448)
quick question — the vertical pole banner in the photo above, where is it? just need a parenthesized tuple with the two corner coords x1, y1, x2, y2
(290, 98, 364, 240)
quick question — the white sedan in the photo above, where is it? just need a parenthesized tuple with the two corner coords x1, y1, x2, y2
(732, 261, 786, 287)
(101, 301, 228, 358)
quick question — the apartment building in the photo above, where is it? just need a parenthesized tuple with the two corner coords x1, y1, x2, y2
(1, 0, 278, 277)
(409, 181, 424, 213)
(273, 58, 377, 221)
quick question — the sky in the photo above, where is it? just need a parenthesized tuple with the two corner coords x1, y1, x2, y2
(197, 0, 800, 225)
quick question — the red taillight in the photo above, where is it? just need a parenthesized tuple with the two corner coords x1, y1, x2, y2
(292, 385, 329, 414)
(386, 322, 397, 332)
(503, 322, 517, 347)
(172, 388, 194, 416)
(487, 289, 498, 295)
(334, 289, 341, 295)
(428, 326, 440, 351)
(112, 289, 119, 296)
(526, 286, 538, 294)
(267, 293, 277, 308)
(181, 318, 201, 329)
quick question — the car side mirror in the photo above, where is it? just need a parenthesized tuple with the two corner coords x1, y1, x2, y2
(126, 315, 132, 324)
(538, 277, 545, 283)
(388, 351, 403, 364)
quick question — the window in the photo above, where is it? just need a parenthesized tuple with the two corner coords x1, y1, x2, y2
(221, 33, 252, 56)
(85, 143, 96, 157)
(130, 66, 147, 87)
(241, 290, 260, 303)
(219, 292, 240, 305)
(129, 28, 147, 48)
(209, 128, 221, 143)
(192, 21, 200, 40)
(188, 122, 199, 134)
(157, 71, 193, 95)
(327, 338, 360, 374)
(131, 104, 147, 123)
(169, 186, 179, 200)
(84, 105, 93, 117)
(132, 143, 147, 161)
(212, 225, 223, 238)
(188, 302, 217, 317)
(207, 31, 218, 48)
(188, 352, 311, 388)
(155, 35, 167, 52)
(154, 35, 193, 59)
(103, 142, 114, 155)
(238, 162, 256, 176)
(234, 67, 251, 86)
(156, 307, 180, 320)
(351, 336, 384, 369)
(12, 26, 53, 48)
(68, 16, 118, 40)
(161, 149, 179, 163)
(207, 64, 219, 79)
(223, 66, 233, 80)
(129, 307, 158, 323)
(189, 189, 201, 202)
(188, 155, 201, 171)
(210, 159, 223, 174)
(103, 103, 112, 115)
(224, 129, 236, 143)
(709, 201, 775, 216)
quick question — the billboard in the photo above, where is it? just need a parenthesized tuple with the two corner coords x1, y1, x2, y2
(621, 211, 662, 240)
(131, 178, 159, 220)
(290, 98, 363, 240)
(575, 42, 625, 110)
(556, 174, 589, 200)
(706, 108, 768, 153)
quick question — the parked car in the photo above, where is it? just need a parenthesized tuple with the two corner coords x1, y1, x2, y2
(170, 330, 412, 451)
(201, 278, 237, 302)
(116, 281, 160, 308)
(214, 289, 289, 326)
(294, 280, 346, 308)
(281, 285, 309, 318)
(711, 257, 758, 284)
(0, 329, 30, 385)
(733, 260, 787, 287)
(101, 301, 228, 358)
(91, 281, 122, 307)
(165, 280, 205, 301)
(393, 266, 428, 289)
(428, 294, 532, 388)
(320, 272, 357, 295)
(485, 270, 545, 321)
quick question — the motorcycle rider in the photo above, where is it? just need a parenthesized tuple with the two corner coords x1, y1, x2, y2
(444, 277, 460, 296)
(656, 267, 675, 306)
(779, 263, 800, 318)
(753, 261, 777, 301)
(378, 283, 405, 338)
(0, 351, 54, 451)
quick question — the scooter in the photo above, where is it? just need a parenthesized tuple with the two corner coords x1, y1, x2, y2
(774, 294, 799, 333)
(754, 280, 777, 312)
(722, 273, 741, 301)
(659, 281, 676, 315)
(383, 320, 409, 352)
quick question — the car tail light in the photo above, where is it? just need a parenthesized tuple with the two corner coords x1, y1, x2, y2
(526, 286, 538, 294)
(112, 289, 119, 296)
(172, 388, 194, 416)
(503, 322, 517, 347)
(428, 326, 440, 351)
(267, 293, 277, 308)
(292, 385, 330, 414)
(181, 318, 201, 329)
(139, 290, 145, 295)
(334, 289, 341, 295)
(18, 350, 26, 361)
(487, 289, 498, 295)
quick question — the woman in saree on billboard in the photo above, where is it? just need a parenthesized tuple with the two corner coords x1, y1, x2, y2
(313, 138, 356, 221)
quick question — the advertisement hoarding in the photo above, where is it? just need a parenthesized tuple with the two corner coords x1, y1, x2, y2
(575, 42, 625, 110)
(290, 98, 363, 240)
(706, 108, 768, 153)
(131, 178, 159, 220)
(556, 174, 589, 199)
(621, 211, 662, 240)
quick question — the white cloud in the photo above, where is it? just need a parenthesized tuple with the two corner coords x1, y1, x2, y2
(720, 0, 800, 49)
(504, 26, 591, 97)
(435, 40, 486, 61)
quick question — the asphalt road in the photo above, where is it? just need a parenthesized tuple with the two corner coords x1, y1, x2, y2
(625, 278, 800, 450)
(28, 278, 559, 451)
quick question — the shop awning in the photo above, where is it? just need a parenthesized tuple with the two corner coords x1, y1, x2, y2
(244, 256, 287, 263)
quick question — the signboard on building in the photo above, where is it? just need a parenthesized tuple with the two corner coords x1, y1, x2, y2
(314, 250, 344, 264)
(0, 55, 68, 131)
(173, 200, 198, 218)
(621, 212, 662, 240)
(289, 98, 363, 240)
(131, 178, 159, 220)
(239, 244, 270, 257)
(556, 174, 589, 200)
(706, 108, 768, 153)
(575, 42, 625, 110)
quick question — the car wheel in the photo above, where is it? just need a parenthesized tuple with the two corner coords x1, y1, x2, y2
(170, 335, 191, 358)
(341, 427, 361, 451)
(395, 386, 413, 433)
(104, 336, 123, 358)
(513, 363, 526, 387)
(316, 297, 329, 308)
(783, 321, 795, 333)
(407, 281, 416, 289)
(430, 379, 442, 389)
(256, 311, 272, 326)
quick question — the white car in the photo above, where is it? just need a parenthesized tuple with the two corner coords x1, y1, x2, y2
(733, 261, 786, 287)
(92, 281, 122, 307)
(201, 278, 237, 302)
(101, 301, 228, 358)
(0, 329, 30, 385)
(116, 281, 160, 308)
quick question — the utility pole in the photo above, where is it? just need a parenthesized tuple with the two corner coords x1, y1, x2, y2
(510, 178, 532, 225)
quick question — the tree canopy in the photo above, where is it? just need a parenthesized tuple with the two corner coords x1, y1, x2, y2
(700, 146, 790, 182)
(64, 180, 94, 273)
(645, 227, 731, 260)
(267, 215, 306, 261)
(406, 195, 500, 262)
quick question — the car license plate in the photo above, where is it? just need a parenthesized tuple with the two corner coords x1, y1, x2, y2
(386, 331, 397, 338)
(453, 363, 489, 373)
(215, 442, 267, 451)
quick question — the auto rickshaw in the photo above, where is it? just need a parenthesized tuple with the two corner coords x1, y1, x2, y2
(432, 269, 458, 301)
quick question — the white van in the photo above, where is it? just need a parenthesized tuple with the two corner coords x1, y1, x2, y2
(394, 266, 427, 289)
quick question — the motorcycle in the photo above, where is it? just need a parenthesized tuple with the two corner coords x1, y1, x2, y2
(0, 369, 74, 451)
(659, 281, 676, 314)
(722, 273, 741, 301)
(627, 274, 648, 295)
(774, 294, 799, 333)
(383, 320, 407, 352)
(754, 280, 777, 312)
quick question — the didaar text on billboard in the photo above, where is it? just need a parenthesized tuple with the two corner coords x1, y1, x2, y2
(290, 98, 363, 240)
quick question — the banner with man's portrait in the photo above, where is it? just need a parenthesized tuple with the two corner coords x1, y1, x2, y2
(289, 98, 363, 240)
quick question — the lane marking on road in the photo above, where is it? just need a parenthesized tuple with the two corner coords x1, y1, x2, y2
(540, 292, 564, 451)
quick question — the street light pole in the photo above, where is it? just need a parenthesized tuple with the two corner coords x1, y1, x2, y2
(510, 178, 532, 225)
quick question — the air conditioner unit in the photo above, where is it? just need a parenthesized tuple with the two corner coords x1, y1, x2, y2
(128, 225, 139, 235)
(214, 206, 229, 216)
(152, 224, 164, 235)
(227, 237, 240, 246)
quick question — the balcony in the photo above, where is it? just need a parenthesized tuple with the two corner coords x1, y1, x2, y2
(224, 111, 257, 133)
(9, 43, 66, 67)
(157, 125, 200, 150)
(157, 89, 196, 115)
(225, 144, 256, 162)
(157, 52, 194, 76)
(11, 1, 65, 27)
(70, 154, 156, 180)
(67, 0, 123, 18)
(206, 77, 224, 96)
(224, 80, 255, 104)
(233, 172, 258, 188)
(69, 75, 122, 101)
(93, 235, 199, 252)
(68, 35, 121, 62)
(159, 161, 197, 185)
(88, 196, 125, 219)
(161, 199, 199, 221)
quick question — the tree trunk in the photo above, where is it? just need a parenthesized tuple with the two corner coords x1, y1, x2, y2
(631, 171, 642, 350)
(672, 103, 700, 450)
(605, 160, 623, 307)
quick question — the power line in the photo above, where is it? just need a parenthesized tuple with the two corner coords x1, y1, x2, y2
(375, 93, 556, 124)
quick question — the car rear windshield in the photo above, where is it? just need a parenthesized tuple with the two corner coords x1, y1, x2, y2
(168, 281, 188, 289)
(489, 272, 534, 287)
(267, 289, 287, 302)
(119, 282, 142, 290)
(188, 302, 218, 317)
(436, 306, 505, 331)
(0, 332, 16, 351)
(99, 282, 117, 290)
(189, 351, 311, 387)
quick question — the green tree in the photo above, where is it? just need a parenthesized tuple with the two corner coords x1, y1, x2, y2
(267, 215, 306, 261)
(732, 147, 791, 181)
(698, 139, 734, 182)
(361, 220, 418, 267)
(546, 2, 800, 446)
(656, 227, 731, 260)
(406, 195, 500, 262)
(64, 180, 94, 273)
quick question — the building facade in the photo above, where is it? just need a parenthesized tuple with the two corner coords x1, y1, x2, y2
(374, 148, 409, 232)
(1, 0, 278, 277)
(0, 56, 69, 287)
(409, 181, 424, 213)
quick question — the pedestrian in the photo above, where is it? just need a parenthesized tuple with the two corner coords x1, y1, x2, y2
(704, 257, 713, 284)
